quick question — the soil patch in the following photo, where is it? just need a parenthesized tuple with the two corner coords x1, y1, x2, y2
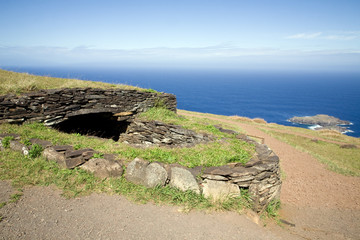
(0, 184, 281, 240)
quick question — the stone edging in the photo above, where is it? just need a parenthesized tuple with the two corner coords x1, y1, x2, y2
(0, 132, 281, 213)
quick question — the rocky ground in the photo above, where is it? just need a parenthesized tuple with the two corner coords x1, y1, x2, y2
(1, 113, 360, 240)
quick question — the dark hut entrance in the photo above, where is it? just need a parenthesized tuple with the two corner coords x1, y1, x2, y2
(52, 112, 130, 141)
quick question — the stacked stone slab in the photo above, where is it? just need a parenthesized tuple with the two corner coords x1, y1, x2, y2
(0, 134, 124, 178)
(0, 88, 176, 125)
(124, 143, 281, 213)
(119, 120, 213, 147)
(202, 142, 281, 212)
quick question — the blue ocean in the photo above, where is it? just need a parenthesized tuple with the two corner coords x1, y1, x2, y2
(3, 67, 360, 137)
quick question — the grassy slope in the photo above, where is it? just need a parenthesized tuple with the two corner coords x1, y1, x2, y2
(0, 69, 143, 95)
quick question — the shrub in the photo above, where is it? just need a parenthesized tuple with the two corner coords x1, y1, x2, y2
(28, 144, 43, 159)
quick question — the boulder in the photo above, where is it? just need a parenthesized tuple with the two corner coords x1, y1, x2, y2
(202, 179, 240, 201)
(80, 158, 123, 178)
(125, 158, 150, 185)
(169, 167, 200, 194)
(144, 162, 168, 188)
(42, 148, 66, 168)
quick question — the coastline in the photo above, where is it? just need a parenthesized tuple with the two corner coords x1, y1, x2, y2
(2, 66, 360, 137)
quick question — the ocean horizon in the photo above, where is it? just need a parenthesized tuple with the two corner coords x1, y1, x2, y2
(3, 66, 360, 138)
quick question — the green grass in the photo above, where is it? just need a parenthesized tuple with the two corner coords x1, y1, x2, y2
(0, 149, 251, 211)
(267, 131, 360, 176)
(0, 202, 6, 209)
(0, 109, 255, 168)
(119, 139, 252, 168)
(9, 192, 23, 203)
(0, 69, 151, 95)
(264, 199, 281, 218)
(1, 136, 14, 148)
(140, 107, 245, 138)
(28, 144, 43, 159)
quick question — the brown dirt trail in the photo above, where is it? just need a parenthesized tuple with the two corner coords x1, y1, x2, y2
(179, 111, 360, 209)
(179, 111, 360, 240)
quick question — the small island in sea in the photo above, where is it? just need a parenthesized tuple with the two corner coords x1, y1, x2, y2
(288, 114, 352, 134)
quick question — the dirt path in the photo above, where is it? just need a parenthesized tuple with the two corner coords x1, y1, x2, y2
(256, 124, 360, 147)
(179, 111, 360, 239)
(0, 181, 284, 240)
(179, 111, 360, 209)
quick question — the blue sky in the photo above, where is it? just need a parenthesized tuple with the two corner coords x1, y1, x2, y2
(0, 0, 359, 71)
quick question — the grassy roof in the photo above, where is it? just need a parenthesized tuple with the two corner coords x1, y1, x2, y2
(0, 69, 144, 95)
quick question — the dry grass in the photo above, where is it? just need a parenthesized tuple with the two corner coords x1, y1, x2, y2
(268, 131, 360, 176)
(228, 116, 267, 124)
(252, 118, 267, 124)
(228, 116, 254, 123)
(0, 69, 143, 95)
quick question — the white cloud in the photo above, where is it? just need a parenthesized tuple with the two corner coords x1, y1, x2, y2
(0, 44, 359, 71)
(286, 32, 322, 39)
(324, 31, 360, 40)
(286, 31, 360, 40)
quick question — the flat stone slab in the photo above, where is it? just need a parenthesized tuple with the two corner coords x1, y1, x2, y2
(30, 138, 52, 148)
(65, 157, 85, 169)
(53, 145, 74, 152)
(65, 149, 94, 158)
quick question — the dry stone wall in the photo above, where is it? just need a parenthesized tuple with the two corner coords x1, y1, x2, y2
(0, 130, 281, 213)
(124, 137, 281, 212)
(0, 88, 176, 125)
(119, 120, 213, 147)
